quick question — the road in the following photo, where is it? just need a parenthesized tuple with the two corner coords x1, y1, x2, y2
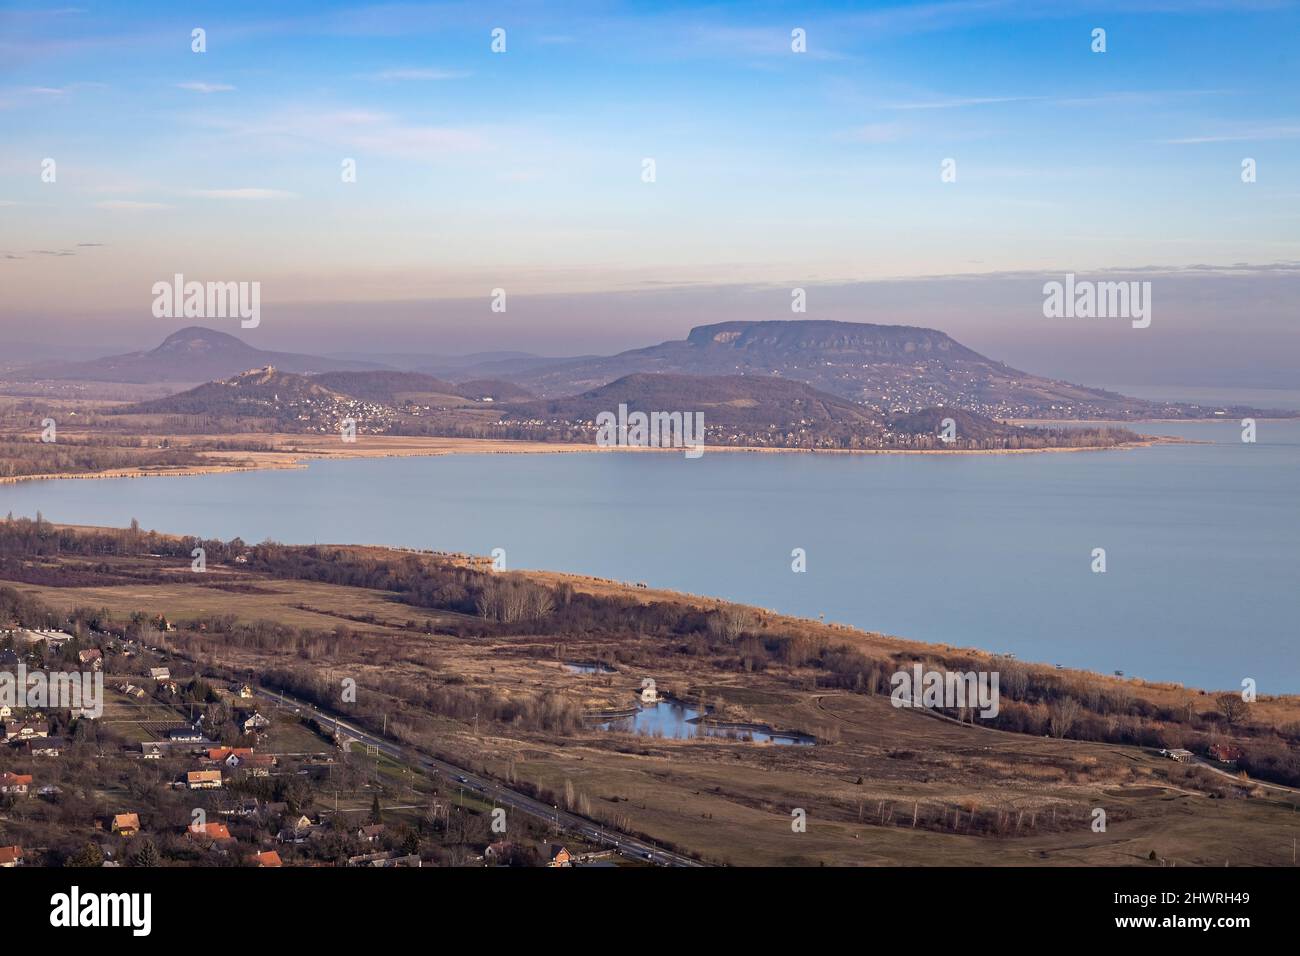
(1190, 755, 1300, 797)
(255, 684, 707, 867)
(139, 637, 707, 866)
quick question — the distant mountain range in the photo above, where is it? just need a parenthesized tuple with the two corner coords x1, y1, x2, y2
(111, 366, 519, 435)
(13, 327, 384, 384)
(115, 366, 390, 427)
(506, 372, 881, 431)
(17, 322, 1288, 420)
(111, 365, 1138, 450)
(488, 321, 1204, 419)
(505, 373, 1071, 443)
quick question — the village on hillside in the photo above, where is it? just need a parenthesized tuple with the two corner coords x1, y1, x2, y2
(0, 622, 604, 869)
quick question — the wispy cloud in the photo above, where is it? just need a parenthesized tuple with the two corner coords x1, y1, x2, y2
(94, 200, 171, 210)
(187, 108, 487, 161)
(885, 90, 1227, 111)
(177, 82, 235, 94)
(192, 188, 296, 200)
(886, 95, 1037, 110)
(1161, 125, 1300, 144)
(364, 68, 469, 82)
(21, 81, 106, 97)
(685, 25, 847, 61)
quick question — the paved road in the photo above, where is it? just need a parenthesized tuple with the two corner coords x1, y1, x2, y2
(1190, 755, 1300, 797)
(140, 638, 707, 866)
(256, 684, 707, 867)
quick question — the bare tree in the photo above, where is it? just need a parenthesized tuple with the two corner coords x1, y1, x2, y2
(1048, 696, 1081, 738)
(1216, 694, 1248, 727)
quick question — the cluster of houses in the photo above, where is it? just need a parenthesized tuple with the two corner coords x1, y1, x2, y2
(1, 717, 49, 741)
(0, 626, 344, 867)
(0, 641, 590, 870)
(485, 841, 579, 867)
(1208, 742, 1245, 766)
(0, 823, 284, 870)
(0, 717, 68, 757)
(0, 628, 76, 649)
(99, 809, 282, 867)
(87, 800, 416, 867)
(1159, 743, 1246, 768)
(205, 746, 275, 775)
(150, 744, 280, 790)
(0, 628, 111, 673)
(135, 705, 270, 754)
(118, 668, 182, 698)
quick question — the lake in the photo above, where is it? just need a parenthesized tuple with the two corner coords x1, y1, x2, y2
(3, 419, 1297, 691)
(593, 698, 815, 745)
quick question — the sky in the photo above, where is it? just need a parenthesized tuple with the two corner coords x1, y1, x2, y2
(1, 0, 1298, 386)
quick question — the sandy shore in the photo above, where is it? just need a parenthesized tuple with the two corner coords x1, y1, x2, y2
(0, 430, 1181, 486)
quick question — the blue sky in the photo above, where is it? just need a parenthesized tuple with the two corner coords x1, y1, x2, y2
(1, 1, 1298, 383)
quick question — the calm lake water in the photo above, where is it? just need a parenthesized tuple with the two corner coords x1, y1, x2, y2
(3, 419, 1297, 691)
(594, 699, 815, 745)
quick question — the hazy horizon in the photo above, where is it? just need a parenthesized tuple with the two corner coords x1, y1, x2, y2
(4, 1, 1298, 387)
(8, 264, 1300, 389)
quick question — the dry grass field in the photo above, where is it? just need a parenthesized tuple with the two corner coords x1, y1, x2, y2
(7, 543, 1298, 868)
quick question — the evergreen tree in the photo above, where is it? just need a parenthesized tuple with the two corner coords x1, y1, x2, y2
(68, 842, 103, 867)
(132, 840, 160, 867)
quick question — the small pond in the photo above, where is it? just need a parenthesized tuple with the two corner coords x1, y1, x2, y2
(592, 698, 814, 745)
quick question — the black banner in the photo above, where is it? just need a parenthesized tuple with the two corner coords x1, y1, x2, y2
(7, 865, 1281, 941)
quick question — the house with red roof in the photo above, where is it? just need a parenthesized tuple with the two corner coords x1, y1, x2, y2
(0, 772, 32, 796)
(187, 821, 234, 844)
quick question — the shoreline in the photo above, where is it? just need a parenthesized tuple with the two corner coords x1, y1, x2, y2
(516, 565, 1298, 702)
(22, 520, 1300, 705)
(1005, 416, 1289, 426)
(0, 431, 1184, 486)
